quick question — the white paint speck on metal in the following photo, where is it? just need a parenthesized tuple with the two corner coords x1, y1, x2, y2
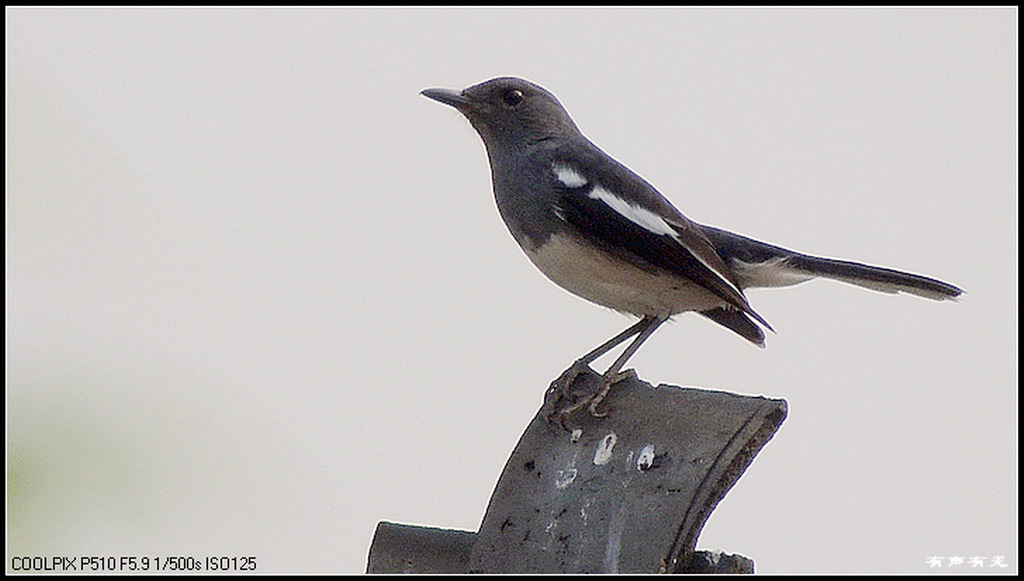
(593, 432, 617, 465)
(637, 444, 656, 471)
(554, 468, 578, 489)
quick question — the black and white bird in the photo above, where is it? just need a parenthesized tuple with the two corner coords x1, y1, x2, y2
(421, 77, 962, 418)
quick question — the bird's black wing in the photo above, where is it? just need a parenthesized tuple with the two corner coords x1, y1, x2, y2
(553, 174, 771, 330)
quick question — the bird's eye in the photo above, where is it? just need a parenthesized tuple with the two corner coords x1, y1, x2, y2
(502, 89, 525, 106)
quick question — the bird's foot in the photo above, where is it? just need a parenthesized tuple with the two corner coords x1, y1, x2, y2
(545, 364, 638, 429)
(543, 359, 594, 425)
(586, 368, 638, 417)
(548, 358, 593, 398)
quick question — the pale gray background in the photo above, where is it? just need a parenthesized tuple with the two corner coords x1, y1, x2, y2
(6, 7, 1017, 574)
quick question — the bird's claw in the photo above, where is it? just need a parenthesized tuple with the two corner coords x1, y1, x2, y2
(545, 365, 638, 429)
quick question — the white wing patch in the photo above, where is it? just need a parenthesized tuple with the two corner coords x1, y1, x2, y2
(552, 162, 588, 188)
(589, 186, 746, 297)
(588, 185, 678, 238)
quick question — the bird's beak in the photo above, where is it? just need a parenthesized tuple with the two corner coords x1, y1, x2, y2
(420, 87, 470, 109)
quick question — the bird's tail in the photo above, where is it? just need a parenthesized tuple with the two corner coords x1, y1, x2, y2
(699, 224, 964, 301)
(784, 254, 963, 301)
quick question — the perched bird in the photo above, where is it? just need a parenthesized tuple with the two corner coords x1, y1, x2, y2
(421, 77, 962, 419)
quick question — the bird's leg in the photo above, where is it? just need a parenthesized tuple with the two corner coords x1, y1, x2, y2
(548, 315, 668, 424)
(587, 314, 668, 417)
(549, 317, 652, 400)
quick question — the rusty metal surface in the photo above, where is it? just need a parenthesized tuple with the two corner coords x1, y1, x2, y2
(366, 521, 475, 574)
(468, 371, 786, 573)
(367, 522, 755, 574)
(367, 371, 785, 574)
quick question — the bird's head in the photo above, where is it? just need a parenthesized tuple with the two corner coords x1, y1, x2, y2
(421, 77, 581, 148)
